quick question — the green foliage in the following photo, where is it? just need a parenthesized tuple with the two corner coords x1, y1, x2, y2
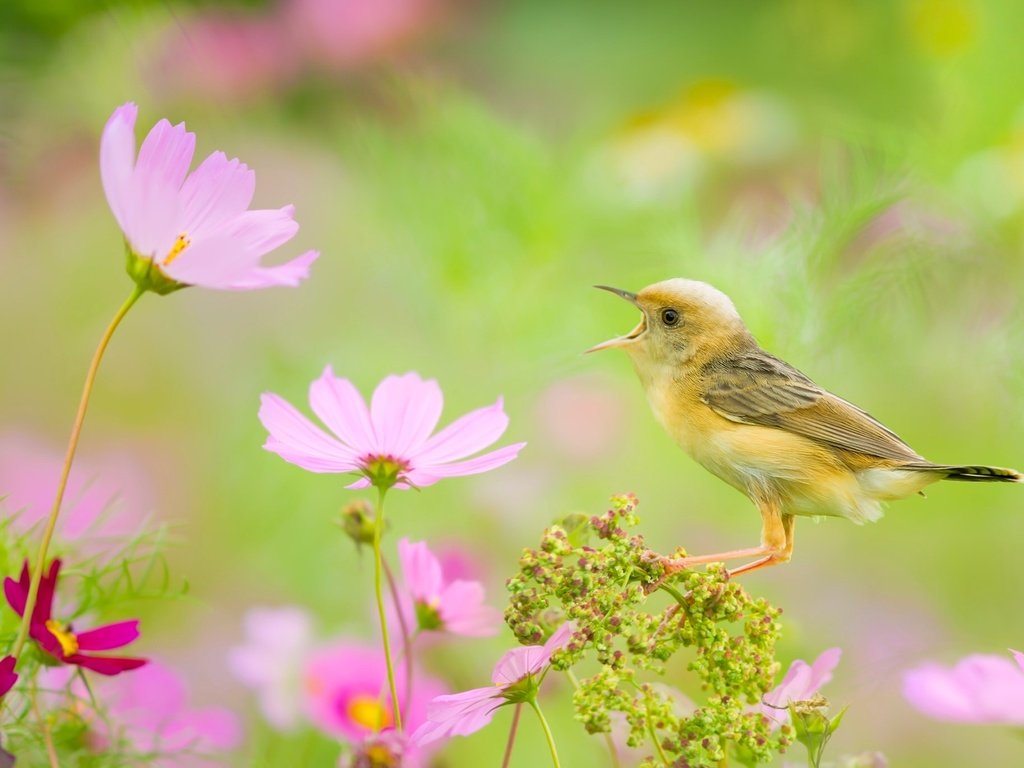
(506, 494, 792, 767)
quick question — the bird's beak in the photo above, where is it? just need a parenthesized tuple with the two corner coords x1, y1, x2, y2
(586, 285, 647, 353)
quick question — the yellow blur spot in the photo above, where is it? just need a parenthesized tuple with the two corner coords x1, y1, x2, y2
(364, 744, 398, 767)
(907, 0, 976, 57)
(45, 620, 79, 656)
(347, 694, 392, 732)
(163, 233, 191, 266)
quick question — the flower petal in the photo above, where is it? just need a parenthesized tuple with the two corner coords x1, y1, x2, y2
(35, 559, 61, 626)
(221, 250, 318, 290)
(160, 234, 259, 288)
(76, 620, 141, 651)
(416, 443, 526, 479)
(416, 399, 509, 465)
(128, 119, 195, 260)
(412, 687, 500, 746)
(308, 366, 375, 451)
(100, 102, 138, 233)
(67, 654, 148, 676)
(438, 580, 501, 637)
(259, 393, 361, 473)
(221, 205, 300, 257)
(179, 151, 255, 240)
(135, 118, 196, 197)
(370, 373, 444, 457)
(398, 539, 443, 604)
(3, 561, 30, 618)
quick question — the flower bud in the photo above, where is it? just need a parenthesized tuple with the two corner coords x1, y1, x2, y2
(338, 499, 378, 547)
(125, 246, 187, 295)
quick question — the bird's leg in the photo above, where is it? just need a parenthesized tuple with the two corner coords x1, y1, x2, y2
(727, 512, 794, 577)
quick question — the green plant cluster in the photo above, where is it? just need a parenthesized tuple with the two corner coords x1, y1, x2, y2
(506, 494, 791, 767)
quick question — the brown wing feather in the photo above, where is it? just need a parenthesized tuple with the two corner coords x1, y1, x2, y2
(700, 351, 923, 462)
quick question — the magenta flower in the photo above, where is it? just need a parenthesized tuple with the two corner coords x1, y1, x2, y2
(412, 622, 574, 746)
(259, 368, 525, 490)
(83, 660, 242, 765)
(902, 650, 1024, 725)
(302, 640, 446, 744)
(396, 538, 500, 636)
(101, 102, 318, 292)
(228, 606, 314, 731)
(759, 647, 842, 728)
(4, 559, 146, 675)
(0, 656, 17, 699)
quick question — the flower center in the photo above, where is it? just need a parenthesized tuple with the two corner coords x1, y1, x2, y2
(499, 673, 540, 704)
(346, 694, 393, 732)
(360, 454, 411, 489)
(163, 233, 191, 266)
(363, 743, 400, 767)
(414, 599, 444, 632)
(44, 620, 79, 656)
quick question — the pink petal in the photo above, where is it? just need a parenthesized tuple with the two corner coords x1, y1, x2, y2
(370, 373, 444, 457)
(398, 539, 443, 604)
(134, 118, 196, 196)
(412, 686, 500, 746)
(172, 707, 244, 750)
(221, 249, 318, 290)
(179, 151, 255, 240)
(1013, 650, 1024, 674)
(221, 205, 300, 256)
(160, 234, 260, 288)
(416, 399, 509, 465)
(76, 620, 140, 651)
(127, 119, 195, 259)
(903, 655, 1024, 725)
(259, 393, 361, 473)
(438, 580, 501, 637)
(100, 102, 138, 233)
(806, 647, 842, 692)
(417, 442, 526, 479)
(68, 654, 148, 676)
(308, 366, 376, 451)
(492, 646, 547, 687)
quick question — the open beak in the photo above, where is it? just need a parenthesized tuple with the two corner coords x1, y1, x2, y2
(586, 285, 647, 353)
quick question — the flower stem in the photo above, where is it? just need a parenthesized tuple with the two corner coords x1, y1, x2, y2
(373, 485, 402, 731)
(529, 699, 561, 768)
(10, 284, 145, 662)
(501, 703, 523, 768)
(381, 554, 414, 707)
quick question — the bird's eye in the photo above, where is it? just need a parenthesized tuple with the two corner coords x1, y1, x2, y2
(661, 308, 680, 327)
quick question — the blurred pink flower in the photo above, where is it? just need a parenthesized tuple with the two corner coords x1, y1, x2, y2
(259, 368, 525, 489)
(534, 375, 628, 463)
(303, 640, 445, 751)
(902, 650, 1024, 725)
(0, 657, 17, 699)
(283, 0, 439, 70)
(228, 606, 314, 731)
(0, 431, 147, 541)
(101, 101, 318, 292)
(432, 540, 488, 584)
(341, 730, 421, 768)
(396, 538, 500, 636)
(412, 622, 574, 746)
(89, 659, 242, 765)
(4, 559, 147, 676)
(760, 648, 842, 728)
(155, 15, 299, 103)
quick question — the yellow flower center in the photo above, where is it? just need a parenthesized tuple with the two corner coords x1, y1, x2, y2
(364, 744, 398, 767)
(163, 233, 191, 266)
(45, 620, 79, 656)
(347, 694, 392, 732)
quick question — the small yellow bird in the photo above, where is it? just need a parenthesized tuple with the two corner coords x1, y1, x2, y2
(589, 278, 1021, 577)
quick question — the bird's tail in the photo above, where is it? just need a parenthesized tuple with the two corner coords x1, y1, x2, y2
(903, 462, 1022, 483)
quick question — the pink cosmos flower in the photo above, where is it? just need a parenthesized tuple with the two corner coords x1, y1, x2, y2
(228, 606, 314, 731)
(86, 660, 242, 765)
(396, 538, 501, 636)
(0, 657, 17, 699)
(412, 622, 575, 746)
(759, 648, 842, 728)
(259, 368, 525, 489)
(101, 101, 318, 292)
(4, 559, 146, 675)
(303, 639, 445, 759)
(902, 650, 1024, 725)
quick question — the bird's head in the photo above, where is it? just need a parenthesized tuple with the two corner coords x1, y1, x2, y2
(587, 278, 749, 376)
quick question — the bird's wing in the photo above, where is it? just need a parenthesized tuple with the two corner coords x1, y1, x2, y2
(700, 351, 923, 462)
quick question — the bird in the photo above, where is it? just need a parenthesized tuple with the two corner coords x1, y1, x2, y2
(588, 278, 1021, 577)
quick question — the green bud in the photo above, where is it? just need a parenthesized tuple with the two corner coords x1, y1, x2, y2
(338, 499, 377, 547)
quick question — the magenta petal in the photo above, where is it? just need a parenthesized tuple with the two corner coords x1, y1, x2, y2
(370, 373, 444, 457)
(76, 620, 140, 651)
(308, 366, 376, 450)
(69, 654, 148, 676)
(418, 442, 526, 479)
(221, 250, 318, 290)
(100, 102, 138, 233)
(416, 399, 509, 465)
(35, 559, 61, 625)
(4, 573, 27, 618)
(0, 655, 17, 698)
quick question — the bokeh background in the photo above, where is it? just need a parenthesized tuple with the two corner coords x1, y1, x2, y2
(1, 0, 1022, 765)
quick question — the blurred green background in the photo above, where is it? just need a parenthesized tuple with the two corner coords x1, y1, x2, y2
(1, 0, 1022, 765)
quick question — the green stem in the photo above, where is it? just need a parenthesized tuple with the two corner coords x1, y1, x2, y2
(529, 699, 561, 768)
(373, 485, 402, 731)
(501, 703, 523, 768)
(10, 284, 144, 663)
(381, 554, 414, 708)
